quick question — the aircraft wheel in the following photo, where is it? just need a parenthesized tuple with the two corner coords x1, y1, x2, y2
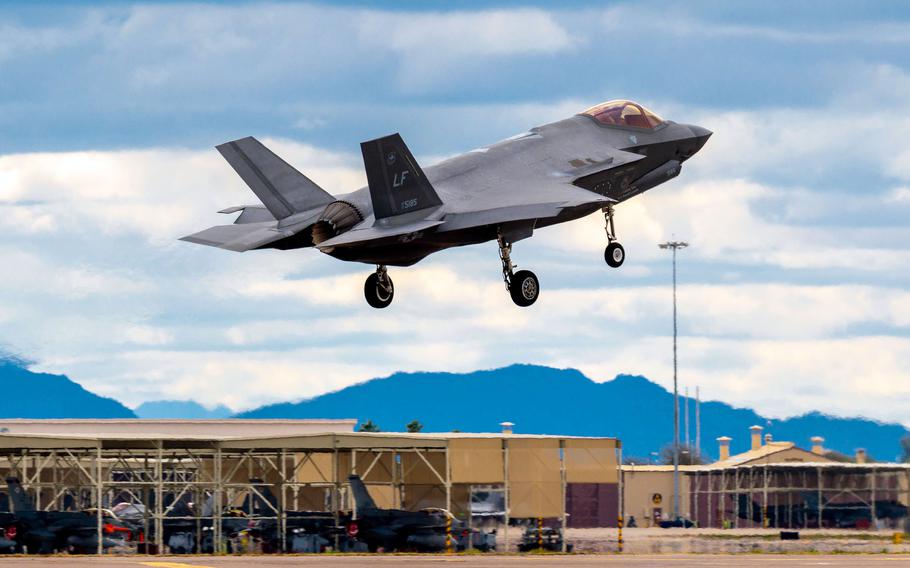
(364, 272, 394, 309)
(509, 270, 539, 307)
(605, 242, 625, 268)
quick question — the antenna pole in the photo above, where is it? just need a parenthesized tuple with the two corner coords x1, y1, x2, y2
(696, 386, 701, 461)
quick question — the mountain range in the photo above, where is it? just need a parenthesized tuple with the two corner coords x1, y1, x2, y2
(0, 357, 134, 419)
(1, 357, 906, 461)
(235, 364, 910, 461)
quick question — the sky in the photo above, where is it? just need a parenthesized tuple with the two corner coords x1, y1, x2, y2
(1, 1, 909, 425)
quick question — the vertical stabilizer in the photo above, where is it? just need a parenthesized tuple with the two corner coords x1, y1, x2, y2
(360, 133, 442, 219)
(347, 475, 378, 512)
(6, 477, 34, 513)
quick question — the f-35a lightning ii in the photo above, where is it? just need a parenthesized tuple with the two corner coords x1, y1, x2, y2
(182, 100, 710, 308)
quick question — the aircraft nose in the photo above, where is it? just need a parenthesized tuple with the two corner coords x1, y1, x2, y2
(687, 124, 712, 153)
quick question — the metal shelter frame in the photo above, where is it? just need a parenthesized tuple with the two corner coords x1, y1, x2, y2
(688, 462, 910, 529)
(0, 432, 621, 555)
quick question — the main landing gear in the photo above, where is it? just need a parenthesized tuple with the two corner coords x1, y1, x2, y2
(603, 204, 625, 268)
(364, 265, 394, 309)
(498, 230, 539, 307)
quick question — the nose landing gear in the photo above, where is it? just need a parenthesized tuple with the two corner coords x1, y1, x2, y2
(603, 204, 625, 268)
(364, 265, 394, 308)
(498, 230, 539, 307)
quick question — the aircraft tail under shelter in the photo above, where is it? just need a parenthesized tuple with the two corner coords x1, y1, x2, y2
(216, 136, 335, 220)
(6, 477, 35, 513)
(347, 475, 378, 512)
(361, 133, 443, 220)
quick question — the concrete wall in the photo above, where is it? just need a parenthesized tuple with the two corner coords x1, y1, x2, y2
(622, 468, 691, 527)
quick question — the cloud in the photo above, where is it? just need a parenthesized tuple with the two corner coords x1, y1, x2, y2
(565, 335, 910, 423)
(359, 9, 574, 56)
(4, 2, 909, 156)
(2, 127, 909, 418)
(601, 5, 910, 46)
(888, 187, 910, 203)
(356, 8, 575, 93)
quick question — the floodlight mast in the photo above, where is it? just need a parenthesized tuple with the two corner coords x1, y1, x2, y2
(658, 240, 688, 521)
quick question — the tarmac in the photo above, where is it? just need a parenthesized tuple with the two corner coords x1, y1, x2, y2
(0, 556, 908, 567)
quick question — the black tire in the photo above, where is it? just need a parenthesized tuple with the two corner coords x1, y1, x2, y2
(364, 272, 394, 308)
(605, 242, 625, 267)
(509, 270, 539, 307)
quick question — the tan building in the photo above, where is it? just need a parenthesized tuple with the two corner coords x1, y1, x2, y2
(622, 464, 696, 527)
(621, 425, 910, 529)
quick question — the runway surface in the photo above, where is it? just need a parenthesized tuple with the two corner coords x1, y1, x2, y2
(0, 555, 908, 567)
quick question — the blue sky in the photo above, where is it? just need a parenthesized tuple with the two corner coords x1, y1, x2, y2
(1, 1, 909, 425)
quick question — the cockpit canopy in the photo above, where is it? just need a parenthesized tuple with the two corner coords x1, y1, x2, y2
(581, 100, 664, 129)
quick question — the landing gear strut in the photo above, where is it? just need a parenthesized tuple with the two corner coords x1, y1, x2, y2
(364, 265, 394, 309)
(498, 230, 539, 307)
(603, 204, 625, 268)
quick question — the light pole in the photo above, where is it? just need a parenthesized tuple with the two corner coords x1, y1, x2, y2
(659, 240, 688, 521)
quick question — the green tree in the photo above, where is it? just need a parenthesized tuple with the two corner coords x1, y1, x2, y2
(358, 420, 380, 432)
(406, 420, 423, 433)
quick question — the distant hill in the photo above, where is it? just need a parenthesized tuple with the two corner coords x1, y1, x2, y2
(235, 364, 910, 461)
(0, 357, 135, 419)
(134, 400, 232, 419)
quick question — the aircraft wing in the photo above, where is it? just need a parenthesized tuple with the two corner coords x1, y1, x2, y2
(437, 182, 613, 233)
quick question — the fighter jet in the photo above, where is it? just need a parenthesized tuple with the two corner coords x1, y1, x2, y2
(344, 475, 494, 552)
(4, 477, 130, 553)
(738, 493, 909, 529)
(182, 100, 710, 308)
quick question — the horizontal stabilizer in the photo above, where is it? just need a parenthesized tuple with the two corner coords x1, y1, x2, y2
(217, 137, 334, 219)
(361, 133, 442, 220)
(180, 221, 289, 252)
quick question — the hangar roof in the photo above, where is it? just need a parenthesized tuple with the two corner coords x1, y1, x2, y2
(0, 431, 618, 452)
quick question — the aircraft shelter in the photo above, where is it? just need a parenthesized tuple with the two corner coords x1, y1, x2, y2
(0, 430, 620, 554)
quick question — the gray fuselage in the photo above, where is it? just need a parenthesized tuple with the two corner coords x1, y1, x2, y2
(282, 115, 709, 266)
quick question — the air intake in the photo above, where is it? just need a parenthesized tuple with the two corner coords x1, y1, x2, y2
(311, 200, 363, 245)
